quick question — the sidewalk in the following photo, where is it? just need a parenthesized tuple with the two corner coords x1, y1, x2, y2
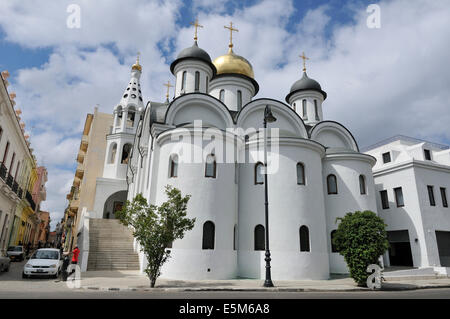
(75, 270, 450, 292)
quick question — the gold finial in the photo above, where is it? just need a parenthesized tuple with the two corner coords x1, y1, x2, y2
(299, 51, 309, 72)
(190, 17, 203, 42)
(163, 81, 173, 100)
(224, 21, 238, 50)
(132, 51, 142, 71)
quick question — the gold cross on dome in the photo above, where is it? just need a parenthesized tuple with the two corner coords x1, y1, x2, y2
(224, 21, 239, 49)
(136, 51, 141, 64)
(190, 18, 203, 41)
(163, 81, 173, 99)
(300, 51, 309, 72)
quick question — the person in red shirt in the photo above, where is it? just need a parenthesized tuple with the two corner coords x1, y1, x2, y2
(71, 245, 80, 265)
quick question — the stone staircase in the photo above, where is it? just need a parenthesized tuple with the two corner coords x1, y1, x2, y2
(87, 219, 140, 271)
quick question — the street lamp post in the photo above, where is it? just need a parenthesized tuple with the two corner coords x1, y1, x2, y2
(263, 105, 276, 288)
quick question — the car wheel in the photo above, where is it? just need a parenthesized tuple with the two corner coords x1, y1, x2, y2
(22, 272, 27, 279)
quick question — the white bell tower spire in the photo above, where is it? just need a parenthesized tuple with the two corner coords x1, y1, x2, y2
(103, 54, 144, 180)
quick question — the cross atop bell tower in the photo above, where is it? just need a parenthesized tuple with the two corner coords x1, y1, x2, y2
(224, 21, 239, 50)
(190, 18, 203, 42)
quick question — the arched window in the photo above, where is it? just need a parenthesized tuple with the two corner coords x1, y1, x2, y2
(116, 107, 123, 127)
(169, 154, 178, 178)
(127, 108, 135, 127)
(302, 99, 307, 119)
(314, 100, 320, 121)
(237, 90, 242, 110)
(2, 141, 9, 163)
(359, 174, 366, 195)
(327, 174, 338, 194)
(255, 162, 264, 185)
(219, 89, 225, 102)
(109, 143, 117, 164)
(206, 76, 209, 93)
(233, 224, 237, 250)
(254, 224, 265, 251)
(205, 154, 216, 178)
(299, 225, 310, 252)
(293, 102, 296, 112)
(121, 143, 132, 164)
(195, 71, 200, 91)
(296, 162, 305, 185)
(181, 71, 187, 91)
(202, 221, 215, 249)
(0, 126, 3, 143)
(331, 230, 338, 252)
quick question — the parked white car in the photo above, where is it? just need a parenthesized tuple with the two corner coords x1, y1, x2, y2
(0, 252, 10, 272)
(23, 248, 63, 278)
(6, 246, 24, 261)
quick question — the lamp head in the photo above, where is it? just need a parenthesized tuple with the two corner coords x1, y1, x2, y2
(264, 105, 277, 123)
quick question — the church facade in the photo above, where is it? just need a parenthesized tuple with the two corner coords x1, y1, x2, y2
(122, 25, 378, 280)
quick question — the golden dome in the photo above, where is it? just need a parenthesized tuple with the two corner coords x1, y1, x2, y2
(132, 61, 142, 72)
(213, 48, 254, 79)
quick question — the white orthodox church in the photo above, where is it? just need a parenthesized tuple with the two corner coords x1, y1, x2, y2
(82, 22, 449, 280)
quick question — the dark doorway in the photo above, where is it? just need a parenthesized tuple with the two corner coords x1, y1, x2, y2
(387, 230, 413, 267)
(435, 231, 450, 267)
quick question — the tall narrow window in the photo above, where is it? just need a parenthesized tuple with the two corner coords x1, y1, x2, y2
(380, 190, 389, 209)
(234, 161, 238, 184)
(127, 109, 135, 127)
(382, 152, 391, 164)
(327, 174, 338, 194)
(109, 143, 117, 164)
(121, 144, 132, 164)
(302, 99, 307, 119)
(424, 149, 432, 160)
(0, 126, 3, 144)
(195, 71, 200, 91)
(394, 187, 404, 207)
(441, 187, 448, 208)
(314, 100, 320, 121)
(219, 89, 225, 102)
(14, 161, 20, 180)
(237, 90, 242, 110)
(296, 163, 305, 185)
(299, 225, 310, 252)
(205, 154, 216, 178)
(9, 152, 15, 172)
(331, 230, 338, 252)
(359, 175, 366, 195)
(293, 103, 296, 113)
(428, 185, 436, 206)
(206, 76, 209, 93)
(181, 71, 187, 91)
(169, 154, 178, 178)
(254, 224, 265, 251)
(2, 141, 9, 164)
(255, 162, 264, 185)
(202, 221, 215, 249)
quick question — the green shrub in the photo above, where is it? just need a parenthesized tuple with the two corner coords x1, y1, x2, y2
(333, 211, 389, 286)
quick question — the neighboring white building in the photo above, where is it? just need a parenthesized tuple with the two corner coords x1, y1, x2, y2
(363, 136, 450, 272)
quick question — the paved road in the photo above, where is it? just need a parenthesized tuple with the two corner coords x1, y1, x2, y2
(2, 260, 450, 299)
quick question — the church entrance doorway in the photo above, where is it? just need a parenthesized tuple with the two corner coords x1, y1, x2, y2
(387, 230, 413, 267)
(103, 191, 127, 219)
(435, 231, 450, 267)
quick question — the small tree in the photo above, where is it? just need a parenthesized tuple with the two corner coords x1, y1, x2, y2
(116, 185, 195, 287)
(333, 210, 389, 287)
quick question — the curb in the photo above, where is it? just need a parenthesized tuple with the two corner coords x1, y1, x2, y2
(78, 284, 450, 293)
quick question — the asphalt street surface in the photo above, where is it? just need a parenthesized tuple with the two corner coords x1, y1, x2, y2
(2, 259, 450, 299)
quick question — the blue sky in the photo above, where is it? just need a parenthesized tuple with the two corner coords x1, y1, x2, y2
(0, 0, 449, 229)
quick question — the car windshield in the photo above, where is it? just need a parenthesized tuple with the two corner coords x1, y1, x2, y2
(31, 250, 59, 260)
(7, 246, 21, 251)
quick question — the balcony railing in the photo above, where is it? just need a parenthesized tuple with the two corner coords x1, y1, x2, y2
(12, 181, 18, 193)
(6, 174, 13, 187)
(0, 162, 6, 180)
(26, 191, 36, 211)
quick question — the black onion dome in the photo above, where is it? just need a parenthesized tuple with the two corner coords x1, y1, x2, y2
(285, 72, 327, 103)
(170, 41, 216, 75)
